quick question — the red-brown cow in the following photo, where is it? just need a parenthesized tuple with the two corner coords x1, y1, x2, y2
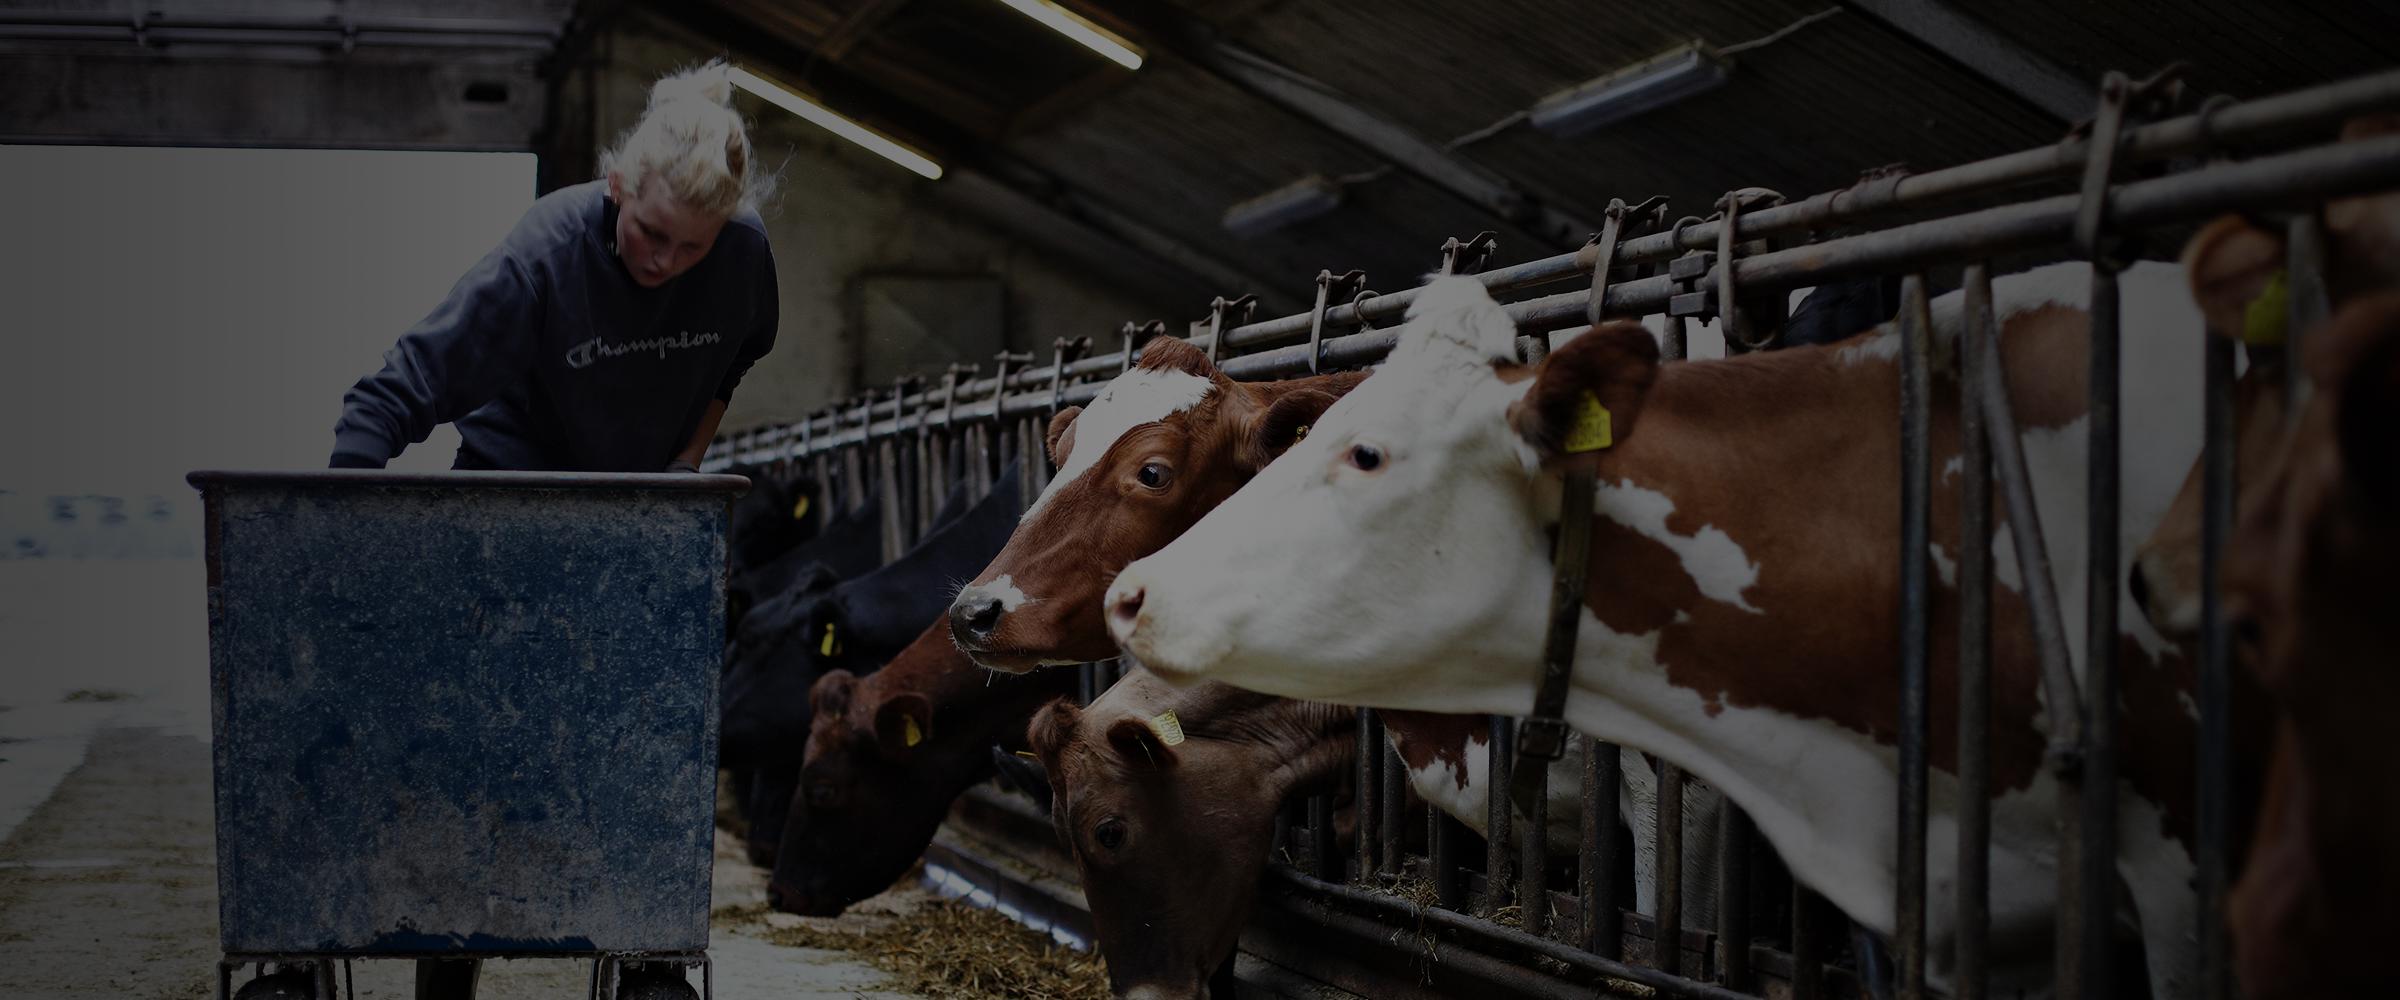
(2218, 290, 2400, 999)
(766, 621, 1075, 915)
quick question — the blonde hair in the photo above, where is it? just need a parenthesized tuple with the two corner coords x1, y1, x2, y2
(601, 60, 771, 219)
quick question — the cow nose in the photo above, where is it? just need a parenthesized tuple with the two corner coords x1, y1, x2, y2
(951, 591, 1005, 642)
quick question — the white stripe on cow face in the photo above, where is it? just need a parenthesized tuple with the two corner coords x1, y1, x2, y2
(1023, 366, 1216, 520)
(987, 574, 1030, 612)
(1595, 479, 1766, 614)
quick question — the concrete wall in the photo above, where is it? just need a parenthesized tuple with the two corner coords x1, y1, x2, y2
(586, 18, 1168, 434)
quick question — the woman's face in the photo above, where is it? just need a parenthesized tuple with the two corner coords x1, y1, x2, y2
(608, 172, 727, 288)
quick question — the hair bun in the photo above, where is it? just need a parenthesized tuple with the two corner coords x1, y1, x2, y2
(649, 60, 735, 111)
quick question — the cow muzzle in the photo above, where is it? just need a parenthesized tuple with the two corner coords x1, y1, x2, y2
(948, 588, 1006, 647)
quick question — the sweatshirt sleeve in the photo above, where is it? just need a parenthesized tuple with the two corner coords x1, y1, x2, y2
(330, 249, 544, 468)
(714, 247, 780, 403)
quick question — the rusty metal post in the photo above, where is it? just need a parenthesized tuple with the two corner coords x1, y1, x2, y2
(1898, 272, 1934, 1000)
(1356, 708, 1380, 883)
(1716, 808, 1755, 990)
(1956, 264, 1997, 1000)
(1655, 762, 1686, 976)
(1581, 733, 1623, 960)
(1484, 713, 1515, 919)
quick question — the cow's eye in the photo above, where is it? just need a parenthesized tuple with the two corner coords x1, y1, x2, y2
(1347, 444, 1384, 472)
(807, 781, 841, 810)
(1093, 817, 1128, 852)
(1136, 462, 1173, 490)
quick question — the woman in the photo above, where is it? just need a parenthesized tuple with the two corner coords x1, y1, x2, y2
(344, 61, 772, 1000)
(331, 60, 777, 474)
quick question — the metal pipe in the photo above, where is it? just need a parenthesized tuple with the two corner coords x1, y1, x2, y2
(718, 131, 2400, 467)
(1309, 793, 1338, 882)
(1356, 709, 1381, 883)
(1581, 735, 1624, 960)
(2196, 318, 2237, 1000)
(1717, 807, 1755, 991)
(1379, 740, 1405, 878)
(1433, 811, 1468, 912)
(1955, 264, 1997, 1000)
(1264, 868, 1764, 1000)
(1897, 272, 1934, 1000)
(1655, 762, 1685, 976)
(1484, 715, 1515, 919)
(1790, 886, 1825, 1000)
(2079, 262, 2122, 1000)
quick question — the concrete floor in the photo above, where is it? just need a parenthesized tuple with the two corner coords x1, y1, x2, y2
(0, 559, 925, 999)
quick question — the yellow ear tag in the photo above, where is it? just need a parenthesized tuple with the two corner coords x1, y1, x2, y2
(1148, 710, 1186, 747)
(820, 622, 842, 657)
(1293, 424, 1310, 442)
(902, 715, 924, 748)
(792, 495, 811, 521)
(1563, 390, 1614, 453)
(2243, 269, 2291, 348)
(1014, 749, 1038, 759)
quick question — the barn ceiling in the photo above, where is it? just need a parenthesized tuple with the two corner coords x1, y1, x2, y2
(658, 0, 2398, 312)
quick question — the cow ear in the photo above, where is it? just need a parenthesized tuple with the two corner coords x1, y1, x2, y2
(1240, 387, 1341, 470)
(1106, 717, 1179, 771)
(1509, 321, 1660, 466)
(2182, 215, 2290, 344)
(872, 693, 935, 759)
(1027, 697, 1081, 767)
(810, 669, 859, 719)
(1046, 406, 1084, 468)
(990, 745, 1054, 810)
(1139, 335, 1219, 378)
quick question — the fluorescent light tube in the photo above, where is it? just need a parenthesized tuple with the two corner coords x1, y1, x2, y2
(1222, 175, 1343, 238)
(729, 66, 944, 180)
(1529, 42, 1731, 137)
(992, 0, 1144, 71)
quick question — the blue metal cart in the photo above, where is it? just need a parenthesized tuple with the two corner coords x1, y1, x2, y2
(188, 471, 748, 1000)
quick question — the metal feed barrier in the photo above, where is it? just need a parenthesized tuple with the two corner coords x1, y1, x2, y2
(710, 66, 2400, 1000)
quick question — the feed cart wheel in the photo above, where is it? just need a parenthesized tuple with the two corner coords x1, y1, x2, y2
(617, 964, 699, 1000)
(232, 965, 330, 1000)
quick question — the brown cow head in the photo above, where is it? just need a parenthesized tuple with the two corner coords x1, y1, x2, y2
(2221, 291, 2400, 999)
(765, 625, 1075, 917)
(949, 336, 1363, 671)
(1027, 671, 1353, 999)
(2133, 116, 2400, 634)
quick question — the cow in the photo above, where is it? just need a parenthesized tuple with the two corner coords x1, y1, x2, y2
(728, 486, 884, 639)
(724, 462, 822, 578)
(1032, 665, 1725, 1000)
(764, 625, 1077, 916)
(948, 337, 1367, 669)
(944, 333, 1720, 925)
(1029, 669, 1357, 1000)
(2131, 120, 2400, 637)
(1106, 269, 2225, 996)
(719, 466, 1018, 769)
(2218, 290, 2400, 999)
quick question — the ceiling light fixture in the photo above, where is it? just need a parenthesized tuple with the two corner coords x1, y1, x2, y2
(991, 0, 1144, 71)
(1529, 42, 1731, 137)
(1222, 174, 1343, 239)
(729, 66, 945, 180)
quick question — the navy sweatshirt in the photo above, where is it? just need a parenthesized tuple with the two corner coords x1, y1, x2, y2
(331, 180, 778, 471)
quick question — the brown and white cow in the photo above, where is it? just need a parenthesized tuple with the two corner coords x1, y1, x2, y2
(1109, 269, 2225, 995)
(2216, 291, 2400, 999)
(946, 334, 1720, 922)
(948, 336, 1365, 670)
(765, 621, 1076, 916)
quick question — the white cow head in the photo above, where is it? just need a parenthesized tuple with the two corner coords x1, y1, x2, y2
(1104, 276, 1662, 713)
